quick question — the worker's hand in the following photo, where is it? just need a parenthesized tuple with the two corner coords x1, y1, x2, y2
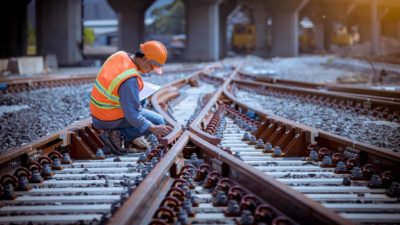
(149, 125, 173, 136)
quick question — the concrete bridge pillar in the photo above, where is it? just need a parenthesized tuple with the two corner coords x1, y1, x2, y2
(0, 0, 31, 58)
(244, 0, 270, 57)
(107, 0, 155, 53)
(184, 0, 223, 61)
(36, 0, 83, 66)
(269, 0, 309, 57)
(219, 0, 237, 58)
(370, 0, 380, 55)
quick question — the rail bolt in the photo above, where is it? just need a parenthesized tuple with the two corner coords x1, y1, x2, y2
(240, 194, 260, 212)
(309, 150, 318, 161)
(1, 183, 16, 200)
(14, 168, 32, 191)
(48, 151, 63, 170)
(350, 167, 364, 180)
(61, 152, 73, 164)
(332, 153, 343, 165)
(213, 190, 228, 207)
(381, 171, 394, 189)
(161, 196, 180, 212)
(28, 162, 43, 183)
(228, 185, 246, 202)
(167, 187, 186, 202)
(38, 156, 54, 176)
(203, 171, 220, 189)
(386, 182, 400, 197)
(320, 156, 333, 167)
(213, 178, 233, 197)
(153, 206, 176, 223)
(334, 161, 347, 174)
(317, 148, 330, 161)
(242, 133, 250, 141)
(181, 164, 197, 177)
(263, 143, 273, 153)
(273, 147, 283, 157)
(255, 204, 277, 224)
(346, 158, 358, 171)
(368, 174, 382, 188)
(362, 164, 380, 180)
(0, 175, 18, 200)
(255, 139, 265, 149)
(307, 144, 318, 153)
(194, 164, 211, 181)
(95, 149, 105, 159)
(225, 199, 241, 217)
(240, 210, 255, 225)
(272, 216, 293, 225)
(173, 178, 190, 189)
(249, 135, 257, 145)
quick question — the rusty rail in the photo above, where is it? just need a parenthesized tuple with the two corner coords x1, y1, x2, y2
(188, 63, 243, 145)
(238, 72, 400, 102)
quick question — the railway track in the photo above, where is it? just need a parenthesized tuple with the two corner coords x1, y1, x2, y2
(0, 61, 399, 224)
(184, 71, 400, 224)
(228, 79, 400, 152)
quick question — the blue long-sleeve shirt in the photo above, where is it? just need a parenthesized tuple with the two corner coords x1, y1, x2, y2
(92, 77, 152, 132)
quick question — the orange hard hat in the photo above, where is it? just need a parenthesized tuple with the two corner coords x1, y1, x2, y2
(140, 40, 168, 74)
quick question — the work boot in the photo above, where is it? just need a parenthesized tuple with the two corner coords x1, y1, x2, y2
(98, 130, 125, 155)
(130, 137, 149, 150)
(108, 130, 126, 154)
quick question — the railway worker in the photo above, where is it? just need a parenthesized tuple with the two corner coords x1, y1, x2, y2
(90, 40, 173, 155)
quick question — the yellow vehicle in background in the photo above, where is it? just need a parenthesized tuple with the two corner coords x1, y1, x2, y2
(232, 24, 256, 53)
(331, 26, 360, 46)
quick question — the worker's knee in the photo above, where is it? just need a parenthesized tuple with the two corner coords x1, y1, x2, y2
(152, 113, 165, 125)
(143, 109, 165, 126)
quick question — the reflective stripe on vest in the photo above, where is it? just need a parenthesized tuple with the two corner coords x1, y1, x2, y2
(91, 67, 139, 106)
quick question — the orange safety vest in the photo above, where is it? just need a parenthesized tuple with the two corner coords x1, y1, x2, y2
(90, 51, 144, 121)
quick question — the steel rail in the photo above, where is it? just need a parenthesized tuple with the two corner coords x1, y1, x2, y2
(188, 62, 243, 145)
(238, 72, 400, 101)
(108, 132, 190, 225)
(232, 79, 400, 115)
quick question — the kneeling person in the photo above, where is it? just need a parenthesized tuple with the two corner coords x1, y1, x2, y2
(90, 40, 172, 154)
